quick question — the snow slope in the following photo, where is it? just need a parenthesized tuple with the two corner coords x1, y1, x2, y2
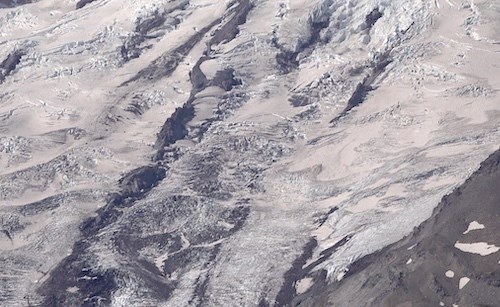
(0, 0, 498, 306)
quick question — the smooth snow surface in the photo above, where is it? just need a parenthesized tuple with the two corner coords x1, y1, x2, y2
(463, 221, 485, 234)
(459, 277, 470, 290)
(454, 241, 500, 256)
(0, 0, 499, 305)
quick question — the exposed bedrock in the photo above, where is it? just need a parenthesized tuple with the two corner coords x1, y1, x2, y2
(75, 0, 96, 10)
(0, 49, 25, 84)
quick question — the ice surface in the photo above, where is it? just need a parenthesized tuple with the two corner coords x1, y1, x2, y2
(0, 0, 498, 305)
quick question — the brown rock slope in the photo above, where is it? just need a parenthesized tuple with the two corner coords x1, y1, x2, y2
(297, 149, 500, 307)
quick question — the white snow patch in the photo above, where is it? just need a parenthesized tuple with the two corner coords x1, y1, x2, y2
(439, 302, 444, 307)
(454, 241, 500, 256)
(406, 258, 412, 265)
(445, 270, 454, 278)
(407, 244, 417, 250)
(154, 252, 170, 272)
(66, 286, 79, 293)
(463, 221, 485, 234)
(459, 277, 470, 290)
(336, 268, 349, 281)
(295, 277, 313, 294)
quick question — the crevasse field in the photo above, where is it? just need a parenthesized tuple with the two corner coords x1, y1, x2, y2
(0, 0, 498, 306)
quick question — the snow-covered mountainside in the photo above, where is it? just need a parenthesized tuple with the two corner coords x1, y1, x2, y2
(0, 0, 498, 306)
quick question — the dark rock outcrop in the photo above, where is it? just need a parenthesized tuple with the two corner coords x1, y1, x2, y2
(75, 0, 96, 9)
(0, 50, 25, 84)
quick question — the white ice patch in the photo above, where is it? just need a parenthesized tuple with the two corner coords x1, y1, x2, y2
(463, 221, 485, 234)
(454, 241, 500, 256)
(295, 277, 314, 294)
(459, 277, 470, 290)
(406, 258, 412, 265)
(66, 286, 79, 293)
(336, 268, 349, 281)
(154, 252, 170, 272)
(445, 270, 454, 278)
